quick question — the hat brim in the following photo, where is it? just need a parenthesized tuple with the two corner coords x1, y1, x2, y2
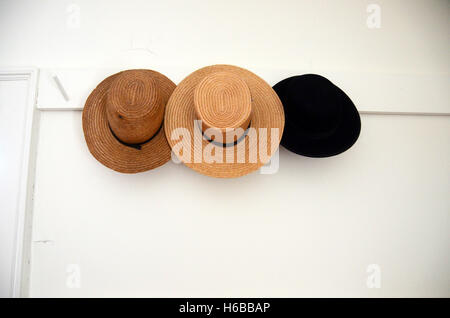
(82, 70, 176, 173)
(164, 65, 285, 178)
(273, 77, 361, 158)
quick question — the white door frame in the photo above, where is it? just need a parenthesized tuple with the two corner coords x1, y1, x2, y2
(0, 68, 39, 297)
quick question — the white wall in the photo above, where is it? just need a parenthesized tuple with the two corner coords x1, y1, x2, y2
(0, 0, 448, 74)
(30, 111, 450, 297)
(0, 0, 448, 297)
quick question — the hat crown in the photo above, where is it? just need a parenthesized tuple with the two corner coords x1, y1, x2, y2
(194, 72, 252, 143)
(106, 70, 164, 144)
(286, 75, 342, 136)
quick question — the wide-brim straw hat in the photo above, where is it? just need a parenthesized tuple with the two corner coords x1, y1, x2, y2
(273, 74, 361, 157)
(83, 69, 176, 173)
(164, 64, 285, 178)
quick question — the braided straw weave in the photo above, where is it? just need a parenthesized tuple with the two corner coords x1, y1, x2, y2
(82, 69, 175, 173)
(164, 65, 285, 178)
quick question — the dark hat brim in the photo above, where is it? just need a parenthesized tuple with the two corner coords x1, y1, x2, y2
(273, 75, 361, 158)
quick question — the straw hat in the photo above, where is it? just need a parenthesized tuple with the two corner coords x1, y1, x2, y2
(273, 74, 361, 157)
(164, 65, 285, 178)
(82, 69, 176, 173)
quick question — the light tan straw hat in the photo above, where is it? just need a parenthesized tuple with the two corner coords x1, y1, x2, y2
(165, 64, 285, 178)
(83, 69, 176, 173)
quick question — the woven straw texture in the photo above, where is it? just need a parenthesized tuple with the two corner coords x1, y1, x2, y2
(83, 69, 176, 173)
(164, 65, 285, 178)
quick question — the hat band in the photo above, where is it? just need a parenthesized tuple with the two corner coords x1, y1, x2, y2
(108, 122, 163, 150)
(196, 120, 251, 148)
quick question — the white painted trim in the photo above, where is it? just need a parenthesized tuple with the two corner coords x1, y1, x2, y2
(359, 110, 450, 116)
(0, 68, 39, 297)
(36, 67, 450, 115)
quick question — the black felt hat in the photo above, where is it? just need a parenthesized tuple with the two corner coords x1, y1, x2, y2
(273, 74, 361, 157)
